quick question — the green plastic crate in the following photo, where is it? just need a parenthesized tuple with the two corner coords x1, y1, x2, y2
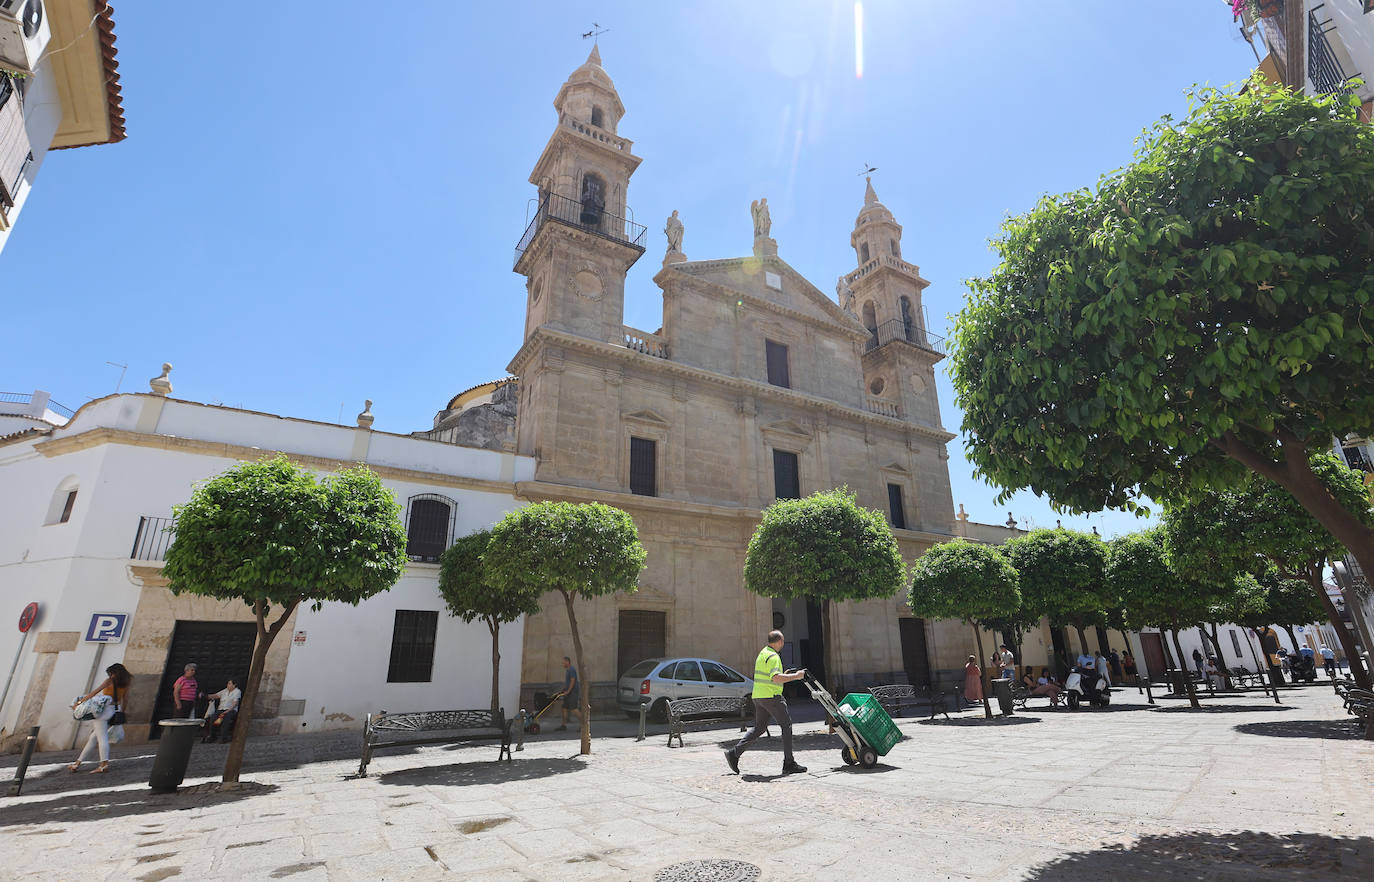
(837, 693, 901, 756)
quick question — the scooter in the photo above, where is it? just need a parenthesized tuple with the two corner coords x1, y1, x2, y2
(1063, 666, 1111, 709)
(1288, 653, 1318, 683)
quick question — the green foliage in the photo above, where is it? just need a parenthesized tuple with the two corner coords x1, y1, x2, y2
(952, 80, 1374, 513)
(908, 539, 1019, 625)
(438, 529, 542, 626)
(484, 501, 646, 599)
(163, 455, 407, 611)
(1165, 453, 1372, 578)
(1105, 529, 1212, 631)
(1210, 572, 1269, 628)
(743, 489, 906, 603)
(1003, 528, 1108, 629)
(1258, 571, 1325, 629)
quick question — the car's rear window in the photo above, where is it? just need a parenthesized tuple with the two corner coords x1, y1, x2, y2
(624, 660, 658, 679)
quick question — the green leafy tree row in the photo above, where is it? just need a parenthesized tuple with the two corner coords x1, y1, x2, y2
(164, 456, 407, 783)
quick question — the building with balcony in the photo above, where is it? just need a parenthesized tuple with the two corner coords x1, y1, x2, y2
(1233, 0, 1374, 119)
(0, 371, 534, 753)
(0, 0, 126, 254)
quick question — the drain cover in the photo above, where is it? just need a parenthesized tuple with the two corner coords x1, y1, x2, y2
(653, 859, 761, 882)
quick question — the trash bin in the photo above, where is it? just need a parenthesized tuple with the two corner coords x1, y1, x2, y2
(149, 719, 202, 793)
(990, 678, 1014, 716)
(1168, 668, 1190, 696)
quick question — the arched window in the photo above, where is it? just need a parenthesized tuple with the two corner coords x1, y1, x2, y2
(405, 494, 456, 563)
(900, 296, 915, 341)
(591, 105, 604, 128)
(45, 476, 80, 525)
(580, 172, 606, 225)
(859, 242, 870, 264)
(861, 301, 878, 334)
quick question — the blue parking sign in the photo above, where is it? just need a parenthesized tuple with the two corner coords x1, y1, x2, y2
(85, 613, 129, 643)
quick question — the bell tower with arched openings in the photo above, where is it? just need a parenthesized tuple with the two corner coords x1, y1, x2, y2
(512, 45, 645, 347)
(845, 177, 944, 427)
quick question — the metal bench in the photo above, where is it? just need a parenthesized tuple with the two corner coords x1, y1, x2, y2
(868, 684, 950, 721)
(1228, 667, 1266, 689)
(666, 696, 751, 748)
(1008, 682, 1032, 711)
(358, 708, 514, 776)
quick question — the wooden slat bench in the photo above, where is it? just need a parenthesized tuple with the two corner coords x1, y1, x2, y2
(666, 696, 751, 748)
(358, 708, 514, 777)
(868, 684, 950, 721)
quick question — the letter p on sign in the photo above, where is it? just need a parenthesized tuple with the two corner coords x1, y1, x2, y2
(85, 613, 129, 643)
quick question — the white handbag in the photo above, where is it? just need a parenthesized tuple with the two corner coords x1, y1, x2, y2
(72, 694, 112, 721)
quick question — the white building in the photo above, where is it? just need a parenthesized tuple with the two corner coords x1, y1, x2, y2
(0, 368, 534, 752)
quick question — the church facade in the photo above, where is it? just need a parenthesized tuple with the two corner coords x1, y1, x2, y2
(490, 48, 974, 707)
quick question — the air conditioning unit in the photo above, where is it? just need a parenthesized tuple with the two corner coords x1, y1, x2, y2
(0, 0, 51, 74)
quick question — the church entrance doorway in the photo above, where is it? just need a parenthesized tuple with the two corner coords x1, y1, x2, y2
(150, 621, 256, 738)
(617, 610, 666, 678)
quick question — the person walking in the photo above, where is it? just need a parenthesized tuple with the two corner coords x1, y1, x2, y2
(724, 630, 808, 775)
(173, 663, 200, 719)
(1320, 645, 1336, 679)
(963, 655, 983, 704)
(555, 656, 581, 732)
(68, 663, 132, 774)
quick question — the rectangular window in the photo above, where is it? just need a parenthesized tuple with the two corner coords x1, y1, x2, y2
(59, 490, 78, 524)
(629, 437, 657, 497)
(765, 339, 790, 388)
(773, 450, 800, 500)
(387, 610, 438, 683)
(887, 483, 907, 530)
(1229, 629, 1242, 658)
(406, 497, 453, 562)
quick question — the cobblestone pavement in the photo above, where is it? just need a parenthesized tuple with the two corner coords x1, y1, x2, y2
(2, 686, 1371, 881)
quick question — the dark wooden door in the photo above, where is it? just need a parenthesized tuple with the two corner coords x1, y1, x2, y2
(1139, 632, 1167, 682)
(617, 610, 666, 678)
(898, 618, 931, 687)
(150, 621, 257, 737)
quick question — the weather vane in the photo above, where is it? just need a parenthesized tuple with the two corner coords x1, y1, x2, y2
(582, 23, 609, 43)
(858, 163, 879, 177)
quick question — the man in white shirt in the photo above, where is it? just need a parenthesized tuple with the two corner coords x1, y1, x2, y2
(203, 679, 242, 743)
(997, 644, 1016, 680)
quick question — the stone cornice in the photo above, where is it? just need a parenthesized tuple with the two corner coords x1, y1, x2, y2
(34, 428, 519, 495)
(507, 328, 956, 443)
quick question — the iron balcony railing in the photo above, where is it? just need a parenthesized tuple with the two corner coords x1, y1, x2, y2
(1309, 10, 1358, 98)
(130, 516, 175, 561)
(864, 318, 947, 357)
(513, 192, 647, 268)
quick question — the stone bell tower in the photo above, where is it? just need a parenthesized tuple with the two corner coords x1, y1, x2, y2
(846, 177, 945, 428)
(512, 46, 646, 347)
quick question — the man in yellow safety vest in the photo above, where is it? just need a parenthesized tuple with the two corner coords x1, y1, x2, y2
(724, 630, 809, 775)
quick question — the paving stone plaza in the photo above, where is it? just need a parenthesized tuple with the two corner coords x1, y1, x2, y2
(1, 685, 1370, 881)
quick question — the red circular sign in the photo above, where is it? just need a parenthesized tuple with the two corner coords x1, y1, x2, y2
(18, 602, 39, 633)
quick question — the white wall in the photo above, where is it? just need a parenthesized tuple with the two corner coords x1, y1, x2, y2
(1322, 0, 1374, 104)
(0, 56, 62, 255)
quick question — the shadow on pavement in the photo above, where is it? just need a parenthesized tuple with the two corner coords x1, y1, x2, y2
(375, 756, 584, 787)
(1234, 719, 1368, 741)
(1154, 703, 1294, 714)
(1022, 830, 1373, 880)
(921, 715, 1042, 726)
(1, 782, 278, 828)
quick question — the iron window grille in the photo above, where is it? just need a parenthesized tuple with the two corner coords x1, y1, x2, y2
(404, 494, 456, 563)
(773, 450, 800, 500)
(629, 436, 657, 497)
(887, 483, 907, 530)
(387, 610, 438, 683)
(765, 339, 791, 388)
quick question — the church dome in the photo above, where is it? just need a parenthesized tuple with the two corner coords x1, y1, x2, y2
(854, 176, 895, 227)
(565, 45, 617, 93)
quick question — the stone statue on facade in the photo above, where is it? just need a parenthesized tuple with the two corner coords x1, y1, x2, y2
(836, 275, 856, 314)
(750, 198, 771, 239)
(664, 210, 684, 253)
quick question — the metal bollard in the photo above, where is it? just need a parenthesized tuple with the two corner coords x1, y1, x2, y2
(636, 697, 648, 742)
(6, 727, 39, 796)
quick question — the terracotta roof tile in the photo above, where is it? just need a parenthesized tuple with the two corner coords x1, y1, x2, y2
(51, 0, 126, 150)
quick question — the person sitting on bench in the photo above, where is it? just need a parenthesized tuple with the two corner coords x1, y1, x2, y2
(203, 678, 242, 743)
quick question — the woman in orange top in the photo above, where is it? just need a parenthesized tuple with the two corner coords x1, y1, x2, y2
(69, 663, 132, 774)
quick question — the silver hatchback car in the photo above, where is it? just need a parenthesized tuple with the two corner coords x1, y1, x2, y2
(616, 657, 753, 720)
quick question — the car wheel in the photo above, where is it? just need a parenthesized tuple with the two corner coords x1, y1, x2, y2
(649, 699, 670, 723)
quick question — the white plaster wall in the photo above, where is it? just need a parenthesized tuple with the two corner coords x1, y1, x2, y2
(1322, 0, 1374, 103)
(0, 57, 61, 256)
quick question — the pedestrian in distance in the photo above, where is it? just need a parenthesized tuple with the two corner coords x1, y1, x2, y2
(1121, 649, 1138, 685)
(555, 656, 581, 732)
(963, 655, 983, 703)
(724, 630, 808, 776)
(1320, 645, 1336, 679)
(69, 663, 132, 774)
(1191, 648, 1205, 678)
(997, 644, 1016, 681)
(1107, 647, 1122, 683)
(173, 663, 199, 719)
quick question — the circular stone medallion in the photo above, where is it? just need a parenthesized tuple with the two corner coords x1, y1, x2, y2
(653, 859, 761, 882)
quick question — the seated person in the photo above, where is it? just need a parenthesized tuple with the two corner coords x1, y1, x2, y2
(1019, 668, 1036, 690)
(1031, 668, 1062, 706)
(202, 678, 242, 743)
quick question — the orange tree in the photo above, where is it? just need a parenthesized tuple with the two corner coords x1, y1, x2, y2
(163, 456, 406, 783)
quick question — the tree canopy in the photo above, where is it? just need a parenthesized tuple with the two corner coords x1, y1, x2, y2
(951, 79, 1374, 586)
(743, 488, 906, 604)
(1003, 528, 1108, 648)
(164, 455, 406, 781)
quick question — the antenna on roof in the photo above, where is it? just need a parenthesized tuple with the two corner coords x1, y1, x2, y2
(858, 164, 879, 176)
(105, 361, 128, 393)
(582, 23, 609, 43)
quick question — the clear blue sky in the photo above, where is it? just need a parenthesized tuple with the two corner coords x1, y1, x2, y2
(2, 1, 1260, 537)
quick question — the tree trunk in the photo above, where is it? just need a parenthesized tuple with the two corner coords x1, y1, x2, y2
(971, 622, 992, 719)
(487, 619, 501, 719)
(821, 598, 840, 697)
(560, 589, 591, 756)
(1282, 625, 1301, 656)
(1242, 626, 1280, 704)
(1168, 628, 1200, 708)
(223, 597, 297, 783)
(1308, 568, 1372, 690)
(1204, 624, 1234, 690)
(1216, 430, 1374, 612)
(1160, 630, 1177, 670)
(1074, 624, 1090, 656)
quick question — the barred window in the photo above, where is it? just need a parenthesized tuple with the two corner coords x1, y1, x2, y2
(405, 494, 456, 562)
(887, 483, 907, 530)
(387, 610, 438, 683)
(773, 450, 800, 500)
(630, 437, 657, 497)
